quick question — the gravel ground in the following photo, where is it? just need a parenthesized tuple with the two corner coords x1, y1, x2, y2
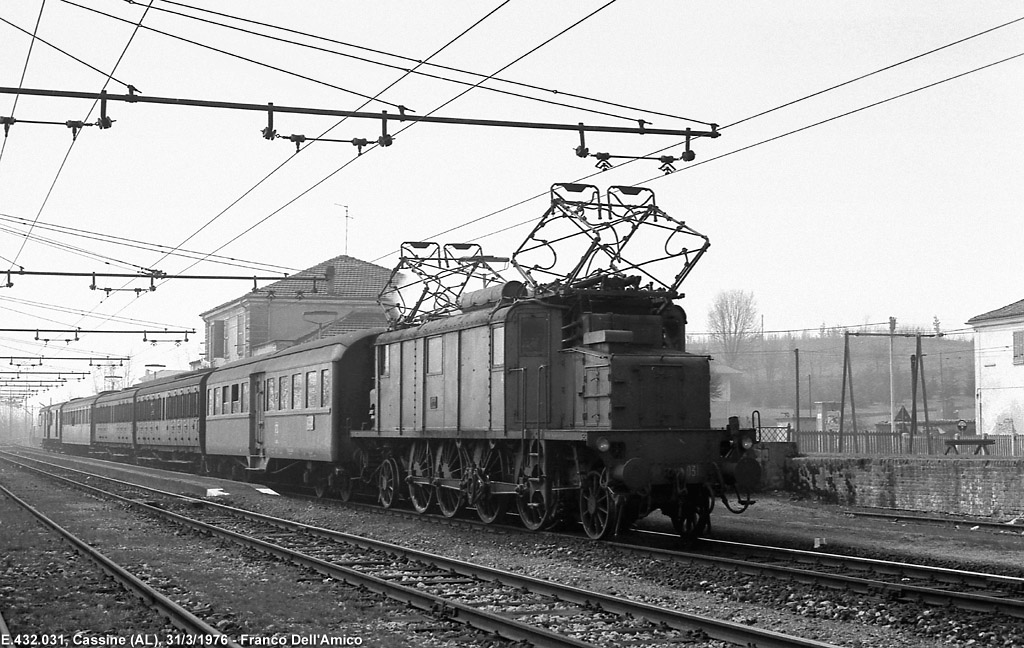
(0, 462, 509, 647)
(4, 451, 1024, 647)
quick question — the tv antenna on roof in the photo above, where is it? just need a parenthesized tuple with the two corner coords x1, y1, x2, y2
(335, 204, 353, 255)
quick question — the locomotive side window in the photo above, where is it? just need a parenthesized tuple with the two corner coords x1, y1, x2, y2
(519, 315, 549, 356)
(426, 336, 443, 375)
(491, 326, 505, 367)
(378, 345, 390, 376)
(292, 373, 303, 410)
(266, 378, 277, 411)
(279, 376, 290, 409)
(306, 371, 317, 408)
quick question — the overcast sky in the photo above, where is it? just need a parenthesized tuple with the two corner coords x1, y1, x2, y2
(1, 1, 1021, 401)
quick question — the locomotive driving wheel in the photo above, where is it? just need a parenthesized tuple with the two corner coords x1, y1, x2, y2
(435, 440, 467, 518)
(579, 468, 617, 540)
(516, 439, 553, 531)
(378, 457, 400, 509)
(407, 441, 434, 513)
(471, 442, 512, 524)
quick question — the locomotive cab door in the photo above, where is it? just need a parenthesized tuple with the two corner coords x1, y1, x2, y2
(507, 310, 551, 431)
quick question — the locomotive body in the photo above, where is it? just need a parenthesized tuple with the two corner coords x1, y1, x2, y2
(359, 278, 759, 537)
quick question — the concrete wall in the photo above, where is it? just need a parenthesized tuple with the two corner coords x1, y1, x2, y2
(785, 455, 1024, 517)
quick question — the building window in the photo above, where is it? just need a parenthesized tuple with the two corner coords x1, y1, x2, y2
(1014, 330, 1024, 366)
(427, 336, 443, 374)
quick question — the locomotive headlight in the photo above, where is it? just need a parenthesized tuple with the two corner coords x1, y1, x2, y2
(741, 436, 755, 450)
(596, 437, 611, 453)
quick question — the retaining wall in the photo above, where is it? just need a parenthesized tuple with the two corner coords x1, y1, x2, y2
(784, 455, 1024, 517)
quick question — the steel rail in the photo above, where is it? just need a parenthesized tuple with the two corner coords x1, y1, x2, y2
(1, 451, 840, 648)
(847, 508, 1024, 534)
(0, 481, 240, 644)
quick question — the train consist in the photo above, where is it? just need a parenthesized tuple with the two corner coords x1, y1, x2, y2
(35, 183, 760, 540)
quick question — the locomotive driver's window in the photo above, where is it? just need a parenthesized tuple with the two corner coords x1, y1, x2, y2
(519, 315, 548, 356)
(491, 326, 505, 367)
(426, 336, 443, 374)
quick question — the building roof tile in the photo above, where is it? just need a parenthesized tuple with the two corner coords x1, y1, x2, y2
(967, 298, 1024, 325)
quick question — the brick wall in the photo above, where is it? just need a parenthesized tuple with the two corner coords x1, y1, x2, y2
(785, 456, 1024, 517)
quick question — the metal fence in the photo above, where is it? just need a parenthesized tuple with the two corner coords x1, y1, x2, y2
(757, 425, 1024, 457)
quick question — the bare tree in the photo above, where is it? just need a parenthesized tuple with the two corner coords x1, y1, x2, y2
(707, 289, 758, 367)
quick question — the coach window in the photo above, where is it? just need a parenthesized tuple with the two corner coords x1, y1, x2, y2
(266, 378, 277, 412)
(214, 387, 221, 415)
(321, 369, 330, 408)
(221, 386, 229, 414)
(427, 336, 443, 375)
(293, 373, 303, 410)
(207, 389, 214, 416)
(279, 376, 290, 409)
(240, 383, 248, 413)
(306, 371, 318, 408)
(491, 326, 505, 367)
(229, 384, 239, 413)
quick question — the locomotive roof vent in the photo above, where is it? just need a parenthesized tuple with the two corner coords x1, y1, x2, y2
(458, 280, 526, 312)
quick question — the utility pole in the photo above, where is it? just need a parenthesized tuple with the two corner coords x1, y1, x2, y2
(889, 316, 896, 444)
(794, 348, 800, 434)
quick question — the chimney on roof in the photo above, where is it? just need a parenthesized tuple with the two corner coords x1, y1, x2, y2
(324, 265, 337, 295)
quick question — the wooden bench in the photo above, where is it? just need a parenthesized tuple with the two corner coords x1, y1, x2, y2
(943, 438, 995, 455)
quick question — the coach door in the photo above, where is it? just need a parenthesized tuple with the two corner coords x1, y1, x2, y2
(251, 373, 266, 455)
(508, 310, 551, 430)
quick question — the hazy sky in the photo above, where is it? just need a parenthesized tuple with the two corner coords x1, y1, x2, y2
(1, 1, 1021, 401)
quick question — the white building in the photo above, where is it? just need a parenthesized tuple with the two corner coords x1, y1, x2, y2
(967, 299, 1024, 435)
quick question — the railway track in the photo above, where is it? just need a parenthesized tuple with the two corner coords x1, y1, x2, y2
(846, 508, 1024, 535)
(0, 449, 840, 648)
(286, 475, 1024, 620)
(0, 479, 240, 644)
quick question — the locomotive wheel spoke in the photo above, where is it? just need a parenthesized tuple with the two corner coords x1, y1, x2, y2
(435, 441, 466, 518)
(378, 457, 399, 509)
(407, 441, 434, 513)
(579, 469, 616, 540)
(473, 442, 511, 524)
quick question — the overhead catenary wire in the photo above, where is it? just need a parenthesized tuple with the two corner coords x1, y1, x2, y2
(376, 15, 1024, 258)
(431, 49, 1024, 260)
(124, 0, 715, 127)
(67, 1, 517, 330)
(5, 1, 155, 273)
(0, 14, 135, 92)
(0, 1, 46, 170)
(0, 213, 303, 274)
(64, 0, 411, 112)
